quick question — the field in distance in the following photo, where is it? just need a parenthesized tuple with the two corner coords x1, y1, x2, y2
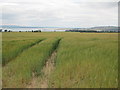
(2, 32, 118, 88)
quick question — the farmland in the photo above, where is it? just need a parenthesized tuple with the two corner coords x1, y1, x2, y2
(2, 32, 118, 88)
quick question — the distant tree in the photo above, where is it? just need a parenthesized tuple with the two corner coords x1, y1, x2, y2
(19, 31, 21, 32)
(4, 30, 7, 32)
(8, 30, 12, 32)
(33, 30, 41, 32)
(0, 29, 2, 32)
(32, 30, 33, 32)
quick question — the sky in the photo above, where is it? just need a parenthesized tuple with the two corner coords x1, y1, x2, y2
(0, 0, 119, 28)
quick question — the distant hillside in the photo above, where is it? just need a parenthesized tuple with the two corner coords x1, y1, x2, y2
(90, 26, 118, 31)
(66, 26, 119, 33)
(0, 25, 118, 32)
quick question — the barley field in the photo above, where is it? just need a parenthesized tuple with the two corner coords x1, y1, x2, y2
(2, 32, 118, 88)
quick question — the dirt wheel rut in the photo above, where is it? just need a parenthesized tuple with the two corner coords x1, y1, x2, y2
(27, 50, 57, 88)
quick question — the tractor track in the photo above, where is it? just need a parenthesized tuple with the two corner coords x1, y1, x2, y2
(27, 39, 61, 88)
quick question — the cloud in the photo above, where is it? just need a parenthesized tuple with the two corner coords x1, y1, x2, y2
(0, 0, 118, 27)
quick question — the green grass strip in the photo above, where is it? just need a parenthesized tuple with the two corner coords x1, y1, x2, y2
(2, 39, 44, 66)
